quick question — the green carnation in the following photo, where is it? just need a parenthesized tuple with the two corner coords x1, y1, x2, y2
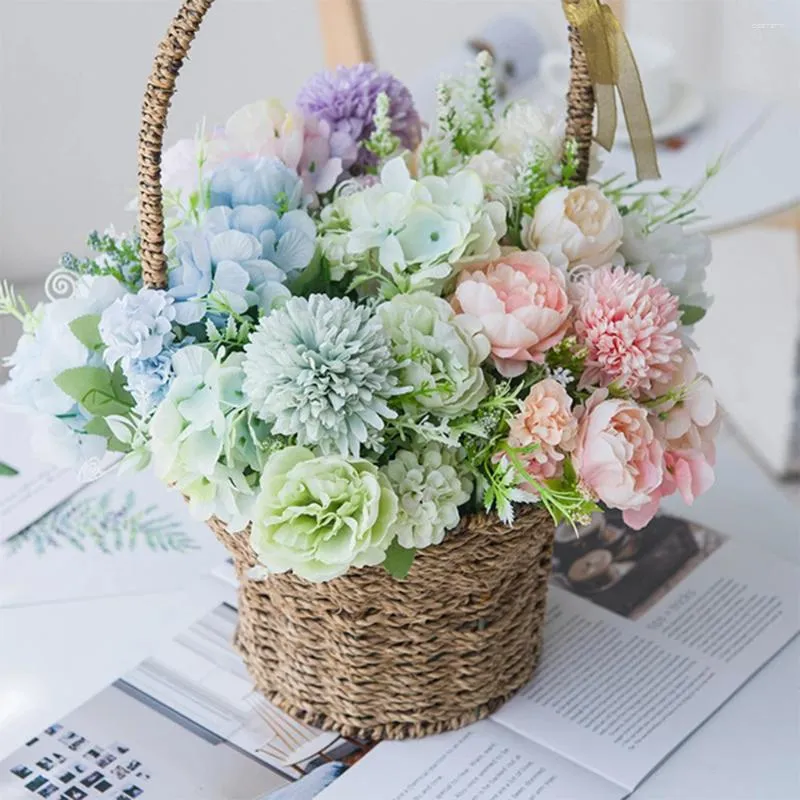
(382, 445, 472, 548)
(379, 291, 490, 417)
(251, 446, 399, 582)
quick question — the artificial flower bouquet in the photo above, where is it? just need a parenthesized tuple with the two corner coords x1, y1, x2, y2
(1, 20, 719, 737)
(2, 55, 717, 581)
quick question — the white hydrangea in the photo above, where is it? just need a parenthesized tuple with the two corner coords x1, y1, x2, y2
(620, 213, 712, 313)
(148, 345, 258, 531)
(382, 445, 472, 549)
(319, 157, 506, 292)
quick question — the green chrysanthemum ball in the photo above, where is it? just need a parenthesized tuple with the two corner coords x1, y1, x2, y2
(242, 295, 399, 456)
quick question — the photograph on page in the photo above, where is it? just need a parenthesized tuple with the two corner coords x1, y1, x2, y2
(550, 510, 728, 620)
(0, 603, 373, 800)
(0, 469, 227, 607)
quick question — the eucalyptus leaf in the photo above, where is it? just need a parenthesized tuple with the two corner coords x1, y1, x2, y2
(0, 462, 19, 477)
(382, 541, 416, 580)
(69, 314, 103, 351)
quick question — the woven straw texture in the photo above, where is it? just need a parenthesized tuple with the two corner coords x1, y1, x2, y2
(137, 0, 593, 741)
(210, 506, 554, 740)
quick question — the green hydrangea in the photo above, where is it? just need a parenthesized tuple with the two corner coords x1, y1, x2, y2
(148, 345, 260, 531)
(250, 447, 399, 582)
(379, 291, 490, 418)
(382, 445, 472, 548)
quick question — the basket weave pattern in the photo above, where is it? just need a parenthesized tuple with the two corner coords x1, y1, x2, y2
(211, 506, 553, 740)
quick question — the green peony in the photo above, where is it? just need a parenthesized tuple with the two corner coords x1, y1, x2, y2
(382, 445, 472, 549)
(250, 446, 399, 582)
(379, 291, 490, 417)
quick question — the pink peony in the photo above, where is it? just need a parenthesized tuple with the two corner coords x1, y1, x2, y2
(509, 378, 578, 481)
(223, 100, 343, 197)
(451, 251, 571, 378)
(161, 135, 228, 196)
(573, 389, 663, 515)
(625, 351, 719, 529)
(574, 265, 682, 396)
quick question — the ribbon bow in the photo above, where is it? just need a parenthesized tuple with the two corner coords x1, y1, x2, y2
(562, 0, 661, 180)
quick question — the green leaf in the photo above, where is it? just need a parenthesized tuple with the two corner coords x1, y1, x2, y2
(54, 366, 134, 417)
(288, 249, 329, 297)
(83, 417, 130, 453)
(0, 462, 19, 477)
(382, 541, 417, 580)
(69, 314, 103, 351)
(680, 305, 706, 326)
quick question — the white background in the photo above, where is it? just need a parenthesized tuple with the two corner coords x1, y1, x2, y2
(0, 0, 798, 282)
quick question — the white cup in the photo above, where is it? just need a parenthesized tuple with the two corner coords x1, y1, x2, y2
(539, 35, 678, 125)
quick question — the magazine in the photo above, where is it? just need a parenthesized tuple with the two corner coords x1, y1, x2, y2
(0, 603, 369, 800)
(0, 412, 86, 542)
(2, 513, 797, 800)
(316, 512, 800, 800)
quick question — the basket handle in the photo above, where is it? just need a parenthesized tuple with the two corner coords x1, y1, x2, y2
(137, 1, 593, 288)
(563, 21, 594, 184)
(138, 0, 214, 289)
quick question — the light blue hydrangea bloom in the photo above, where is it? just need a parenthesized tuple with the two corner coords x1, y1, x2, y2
(209, 157, 306, 212)
(2, 275, 126, 466)
(168, 206, 297, 325)
(226, 205, 317, 281)
(123, 343, 184, 416)
(99, 288, 176, 369)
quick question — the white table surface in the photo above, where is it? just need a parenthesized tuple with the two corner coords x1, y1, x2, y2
(0, 426, 798, 799)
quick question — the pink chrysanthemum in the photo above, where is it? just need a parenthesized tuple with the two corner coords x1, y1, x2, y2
(574, 266, 682, 395)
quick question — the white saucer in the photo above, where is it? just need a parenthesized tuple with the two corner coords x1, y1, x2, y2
(616, 82, 707, 144)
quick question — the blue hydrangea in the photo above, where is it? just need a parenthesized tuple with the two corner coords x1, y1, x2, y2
(209, 157, 306, 211)
(99, 288, 176, 369)
(168, 206, 305, 325)
(123, 344, 182, 415)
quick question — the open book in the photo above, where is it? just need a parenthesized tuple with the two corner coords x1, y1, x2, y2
(316, 512, 800, 800)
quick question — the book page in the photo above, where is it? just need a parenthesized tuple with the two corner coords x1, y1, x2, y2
(492, 514, 800, 791)
(0, 470, 227, 607)
(316, 721, 624, 800)
(0, 412, 85, 542)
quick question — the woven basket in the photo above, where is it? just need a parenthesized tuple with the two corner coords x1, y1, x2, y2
(137, 0, 596, 741)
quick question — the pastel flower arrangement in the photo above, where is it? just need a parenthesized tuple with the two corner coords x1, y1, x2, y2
(0, 55, 719, 582)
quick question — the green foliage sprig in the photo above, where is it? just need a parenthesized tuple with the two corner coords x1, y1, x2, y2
(60, 229, 142, 291)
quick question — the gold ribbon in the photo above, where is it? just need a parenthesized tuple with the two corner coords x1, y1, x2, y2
(562, 0, 661, 180)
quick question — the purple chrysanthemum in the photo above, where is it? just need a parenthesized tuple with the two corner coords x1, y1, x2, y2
(296, 63, 422, 170)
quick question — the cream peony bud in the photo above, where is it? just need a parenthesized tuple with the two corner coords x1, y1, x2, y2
(526, 185, 624, 270)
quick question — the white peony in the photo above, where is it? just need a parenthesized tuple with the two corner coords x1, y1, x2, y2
(620, 212, 712, 312)
(525, 185, 623, 270)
